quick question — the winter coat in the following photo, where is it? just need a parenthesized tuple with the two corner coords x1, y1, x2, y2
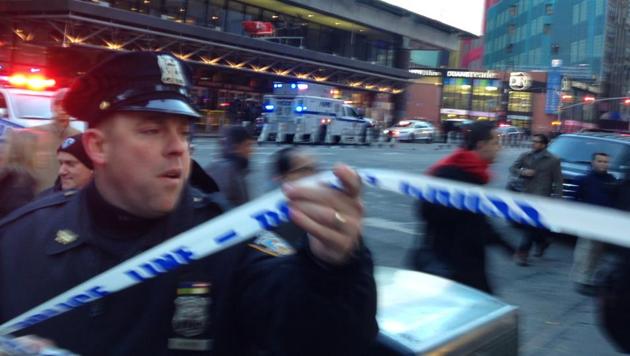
(510, 149, 563, 197)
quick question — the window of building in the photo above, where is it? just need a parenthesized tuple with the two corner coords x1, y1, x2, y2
(578, 39, 586, 61)
(545, 4, 553, 15)
(163, 0, 187, 22)
(442, 78, 472, 110)
(570, 41, 578, 62)
(508, 24, 516, 35)
(593, 34, 603, 57)
(186, 0, 208, 26)
(543, 23, 551, 34)
(572, 3, 580, 24)
(551, 43, 560, 55)
(596, 0, 605, 16)
(509, 5, 518, 16)
(508, 91, 532, 113)
(472, 79, 501, 112)
(580, 1, 587, 22)
(207, 0, 226, 30)
(506, 43, 514, 53)
(225, 1, 244, 35)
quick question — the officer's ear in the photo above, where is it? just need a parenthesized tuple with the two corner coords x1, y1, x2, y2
(83, 128, 107, 166)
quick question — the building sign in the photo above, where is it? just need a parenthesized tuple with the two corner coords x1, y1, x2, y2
(509, 72, 532, 91)
(469, 111, 497, 118)
(440, 108, 469, 115)
(545, 70, 562, 114)
(409, 69, 442, 77)
(446, 71, 497, 79)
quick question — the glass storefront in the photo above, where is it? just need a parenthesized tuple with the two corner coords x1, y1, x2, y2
(99, 0, 396, 67)
(442, 78, 472, 110)
(471, 79, 501, 113)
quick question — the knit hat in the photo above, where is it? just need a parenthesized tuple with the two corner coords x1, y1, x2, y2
(57, 134, 93, 169)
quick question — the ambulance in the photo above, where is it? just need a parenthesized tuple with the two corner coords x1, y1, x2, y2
(0, 72, 85, 137)
(257, 82, 369, 144)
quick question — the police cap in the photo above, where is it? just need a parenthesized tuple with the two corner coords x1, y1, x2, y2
(63, 52, 201, 125)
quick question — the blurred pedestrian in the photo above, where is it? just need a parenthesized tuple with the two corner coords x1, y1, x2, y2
(28, 88, 81, 193)
(0, 51, 377, 355)
(269, 146, 320, 247)
(510, 134, 562, 266)
(412, 121, 514, 294)
(0, 130, 37, 219)
(205, 125, 254, 207)
(599, 175, 630, 353)
(39, 134, 93, 196)
(571, 153, 616, 295)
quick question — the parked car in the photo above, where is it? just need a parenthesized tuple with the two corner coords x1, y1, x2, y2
(496, 125, 526, 146)
(547, 130, 630, 199)
(384, 120, 437, 143)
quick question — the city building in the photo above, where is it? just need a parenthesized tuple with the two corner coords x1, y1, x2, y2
(459, 0, 498, 70)
(483, 0, 630, 126)
(405, 68, 563, 134)
(0, 0, 475, 130)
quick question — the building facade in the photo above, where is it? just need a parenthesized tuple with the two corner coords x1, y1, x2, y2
(405, 68, 564, 134)
(0, 0, 472, 130)
(483, 0, 630, 125)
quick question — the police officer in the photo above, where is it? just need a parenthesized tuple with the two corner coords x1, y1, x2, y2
(0, 52, 377, 355)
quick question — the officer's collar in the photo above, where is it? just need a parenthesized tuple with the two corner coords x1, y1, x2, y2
(85, 182, 165, 239)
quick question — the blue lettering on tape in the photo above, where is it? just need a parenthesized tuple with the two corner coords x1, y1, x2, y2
(251, 201, 290, 230)
(9, 285, 110, 330)
(215, 230, 238, 244)
(399, 181, 549, 229)
(125, 247, 197, 282)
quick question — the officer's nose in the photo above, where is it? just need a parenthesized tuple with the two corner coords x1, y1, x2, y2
(163, 120, 189, 157)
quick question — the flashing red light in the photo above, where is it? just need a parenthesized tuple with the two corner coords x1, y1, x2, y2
(219, 102, 230, 107)
(583, 96, 596, 104)
(624, 98, 630, 106)
(6, 73, 56, 90)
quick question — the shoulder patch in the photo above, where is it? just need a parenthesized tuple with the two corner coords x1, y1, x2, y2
(0, 191, 74, 228)
(248, 231, 296, 257)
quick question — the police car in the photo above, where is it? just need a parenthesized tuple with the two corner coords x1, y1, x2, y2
(0, 73, 84, 137)
(258, 82, 369, 144)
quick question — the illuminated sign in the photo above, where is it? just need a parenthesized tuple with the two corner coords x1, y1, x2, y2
(509, 72, 532, 91)
(409, 69, 442, 77)
(446, 71, 497, 79)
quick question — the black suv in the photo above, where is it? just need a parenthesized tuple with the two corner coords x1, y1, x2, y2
(547, 131, 630, 199)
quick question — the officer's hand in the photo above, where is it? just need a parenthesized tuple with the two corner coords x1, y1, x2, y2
(284, 164, 363, 266)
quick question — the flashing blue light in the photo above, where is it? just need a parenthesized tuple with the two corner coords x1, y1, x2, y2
(290, 83, 297, 89)
(264, 104, 274, 111)
(273, 83, 284, 89)
(295, 106, 304, 112)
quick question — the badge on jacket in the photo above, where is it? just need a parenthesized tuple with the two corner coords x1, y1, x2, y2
(249, 231, 295, 257)
(169, 282, 213, 351)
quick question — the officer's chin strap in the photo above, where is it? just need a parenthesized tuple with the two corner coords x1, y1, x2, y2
(3, 169, 630, 337)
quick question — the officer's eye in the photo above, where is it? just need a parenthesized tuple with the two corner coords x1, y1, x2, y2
(140, 128, 160, 135)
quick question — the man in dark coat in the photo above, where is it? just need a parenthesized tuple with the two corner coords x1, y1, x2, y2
(414, 121, 513, 294)
(571, 152, 617, 295)
(0, 52, 377, 355)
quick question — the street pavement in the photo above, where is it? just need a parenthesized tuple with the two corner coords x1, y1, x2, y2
(192, 137, 622, 356)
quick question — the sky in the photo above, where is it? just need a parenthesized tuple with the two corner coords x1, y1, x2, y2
(378, 0, 485, 36)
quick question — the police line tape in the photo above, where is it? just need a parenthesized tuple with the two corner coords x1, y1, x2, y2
(1, 168, 630, 336)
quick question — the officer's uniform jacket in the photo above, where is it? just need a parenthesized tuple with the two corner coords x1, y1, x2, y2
(0, 183, 377, 355)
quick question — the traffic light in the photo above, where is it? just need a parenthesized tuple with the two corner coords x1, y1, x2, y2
(583, 96, 596, 104)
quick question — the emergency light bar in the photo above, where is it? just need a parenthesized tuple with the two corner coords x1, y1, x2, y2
(2, 73, 56, 91)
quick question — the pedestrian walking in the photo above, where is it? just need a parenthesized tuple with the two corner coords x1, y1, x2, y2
(0, 51, 377, 356)
(510, 134, 563, 266)
(571, 152, 616, 295)
(412, 121, 514, 294)
(0, 130, 38, 219)
(268, 146, 320, 247)
(205, 125, 254, 207)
